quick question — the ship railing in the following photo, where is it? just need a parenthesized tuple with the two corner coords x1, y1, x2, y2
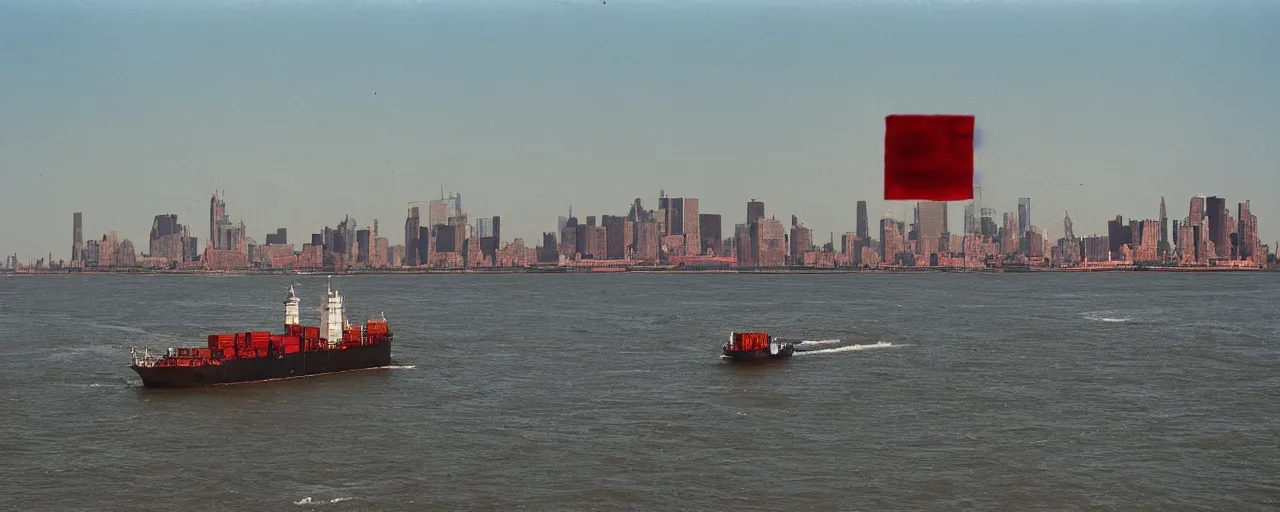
(130, 345, 167, 367)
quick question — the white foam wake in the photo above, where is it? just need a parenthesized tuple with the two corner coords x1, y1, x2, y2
(1083, 314, 1129, 323)
(382, 365, 416, 370)
(795, 341, 900, 356)
(295, 497, 351, 506)
(797, 339, 843, 346)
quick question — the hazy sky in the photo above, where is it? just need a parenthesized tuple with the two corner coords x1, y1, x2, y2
(2, 0, 1278, 261)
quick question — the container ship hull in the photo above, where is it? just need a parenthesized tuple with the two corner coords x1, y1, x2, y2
(722, 345, 794, 362)
(721, 331, 795, 362)
(132, 338, 392, 388)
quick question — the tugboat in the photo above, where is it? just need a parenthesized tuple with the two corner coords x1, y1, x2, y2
(722, 331, 795, 361)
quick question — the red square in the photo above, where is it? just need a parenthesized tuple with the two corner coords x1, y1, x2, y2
(883, 114, 975, 201)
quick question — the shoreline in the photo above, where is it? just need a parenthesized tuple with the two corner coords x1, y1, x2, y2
(2, 265, 1273, 276)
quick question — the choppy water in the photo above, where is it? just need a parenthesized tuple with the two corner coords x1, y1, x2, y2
(0, 273, 1277, 510)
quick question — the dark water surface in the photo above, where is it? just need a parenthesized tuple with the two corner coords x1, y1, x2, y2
(1, 273, 1277, 510)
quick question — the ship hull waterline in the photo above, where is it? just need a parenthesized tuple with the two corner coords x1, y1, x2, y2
(721, 345, 795, 362)
(131, 339, 393, 388)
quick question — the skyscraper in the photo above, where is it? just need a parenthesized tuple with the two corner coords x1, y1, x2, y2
(1159, 196, 1168, 243)
(72, 212, 83, 262)
(856, 200, 869, 239)
(916, 201, 947, 248)
(404, 205, 420, 266)
(747, 200, 765, 226)
(699, 213, 722, 256)
(680, 198, 700, 256)
(1017, 197, 1031, 235)
(1206, 196, 1226, 258)
(209, 190, 226, 250)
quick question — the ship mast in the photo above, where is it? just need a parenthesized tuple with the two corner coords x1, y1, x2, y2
(284, 285, 301, 327)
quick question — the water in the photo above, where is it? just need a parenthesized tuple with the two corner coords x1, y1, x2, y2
(0, 273, 1277, 510)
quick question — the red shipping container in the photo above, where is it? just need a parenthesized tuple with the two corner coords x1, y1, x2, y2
(883, 114, 974, 201)
(283, 344, 300, 354)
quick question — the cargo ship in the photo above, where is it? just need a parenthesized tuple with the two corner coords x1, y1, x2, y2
(129, 278, 393, 388)
(722, 331, 794, 361)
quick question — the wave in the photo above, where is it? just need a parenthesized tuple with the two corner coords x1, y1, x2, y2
(797, 339, 843, 346)
(294, 497, 352, 506)
(795, 341, 901, 356)
(1082, 312, 1130, 323)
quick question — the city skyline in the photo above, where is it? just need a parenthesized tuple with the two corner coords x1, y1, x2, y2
(3, 1, 1278, 259)
(8, 186, 1271, 270)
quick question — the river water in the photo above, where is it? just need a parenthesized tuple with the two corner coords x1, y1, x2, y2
(0, 273, 1277, 510)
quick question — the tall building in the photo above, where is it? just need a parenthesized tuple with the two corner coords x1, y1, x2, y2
(753, 217, 786, 267)
(1107, 215, 1131, 259)
(916, 200, 947, 254)
(856, 200, 869, 239)
(880, 216, 905, 264)
(404, 206, 420, 266)
(699, 214, 722, 256)
(475, 217, 492, 238)
(149, 214, 186, 262)
(747, 200, 765, 226)
(1206, 196, 1226, 258)
(209, 190, 227, 250)
(356, 229, 371, 263)
(1159, 196, 1168, 243)
(678, 198, 700, 256)
(1188, 196, 1205, 225)
(428, 195, 457, 228)
(264, 228, 287, 245)
(1017, 197, 1031, 235)
(72, 212, 83, 262)
(1238, 201, 1259, 262)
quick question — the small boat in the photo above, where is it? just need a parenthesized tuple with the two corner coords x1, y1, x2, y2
(722, 331, 794, 361)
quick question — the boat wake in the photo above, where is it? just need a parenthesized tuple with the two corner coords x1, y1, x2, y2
(1082, 312, 1130, 323)
(382, 365, 416, 370)
(795, 341, 902, 356)
(294, 497, 352, 506)
(796, 339, 843, 346)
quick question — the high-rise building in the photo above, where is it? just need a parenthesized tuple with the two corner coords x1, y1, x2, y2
(856, 201, 869, 239)
(1107, 215, 1131, 259)
(428, 197, 456, 228)
(72, 212, 84, 262)
(404, 206, 420, 266)
(1159, 197, 1168, 243)
(677, 198, 700, 256)
(264, 228, 287, 245)
(747, 200, 765, 226)
(1017, 197, 1031, 235)
(917, 201, 947, 257)
(149, 214, 186, 262)
(1238, 201, 1259, 262)
(356, 229, 371, 263)
(1206, 196, 1226, 258)
(699, 214, 722, 256)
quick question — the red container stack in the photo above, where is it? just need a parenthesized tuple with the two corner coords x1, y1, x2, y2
(733, 332, 770, 351)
